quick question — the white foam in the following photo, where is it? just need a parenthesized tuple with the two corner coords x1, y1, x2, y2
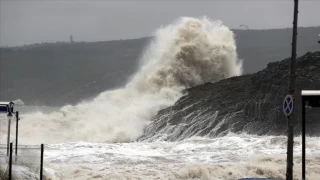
(43, 135, 320, 179)
(9, 17, 242, 144)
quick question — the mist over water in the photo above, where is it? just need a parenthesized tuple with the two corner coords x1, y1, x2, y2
(12, 17, 242, 144)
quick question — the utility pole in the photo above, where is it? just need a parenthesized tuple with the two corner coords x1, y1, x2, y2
(286, 0, 299, 179)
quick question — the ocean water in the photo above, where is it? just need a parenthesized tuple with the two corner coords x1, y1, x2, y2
(43, 135, 320, 180)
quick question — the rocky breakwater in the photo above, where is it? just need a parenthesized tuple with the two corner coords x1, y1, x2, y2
(139, 52, 320, 141)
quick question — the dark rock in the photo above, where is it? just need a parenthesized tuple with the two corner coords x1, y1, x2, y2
(139, 51, 320, 141)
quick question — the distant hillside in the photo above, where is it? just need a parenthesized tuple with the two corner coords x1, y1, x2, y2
(0, 38, 148, 106)
(235, 27, 320, 73)
(0, 27, 319, 106)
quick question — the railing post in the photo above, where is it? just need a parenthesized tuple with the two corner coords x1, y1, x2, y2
(9, 143, 13, 180)
(15, 111, 19, 156)
(40, 144, 44, 180)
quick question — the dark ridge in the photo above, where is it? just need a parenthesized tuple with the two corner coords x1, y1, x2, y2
(139, 51, 320, 141)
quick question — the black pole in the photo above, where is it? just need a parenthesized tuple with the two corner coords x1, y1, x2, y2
(15, 111, 19, 156)
(286, 0, 299, 179)
(7, 116, 11, 156)
(40, 144, 44, 180)
(302, 98, 306, 179)
(9, 143, 13, 180)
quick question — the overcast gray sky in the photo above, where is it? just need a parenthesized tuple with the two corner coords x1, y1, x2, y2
(1, 0, 319, 47)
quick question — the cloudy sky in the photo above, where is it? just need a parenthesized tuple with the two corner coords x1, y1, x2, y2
(1, 0, 319, 47)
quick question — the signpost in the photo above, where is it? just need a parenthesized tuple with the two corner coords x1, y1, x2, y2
(0, 102, 14, 114)
(0, 105, 8, 112)
(286, 0, 299, 179)
(301, 90, 320, 180)
(0, 102, 15, 156)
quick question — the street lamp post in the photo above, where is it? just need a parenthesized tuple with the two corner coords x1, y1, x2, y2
(7, 102, 14, 156)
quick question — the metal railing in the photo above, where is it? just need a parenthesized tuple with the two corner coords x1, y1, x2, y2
(0, 143, 44, 180)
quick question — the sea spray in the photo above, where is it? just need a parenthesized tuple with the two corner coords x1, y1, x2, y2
(11, 17, 242, 144)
